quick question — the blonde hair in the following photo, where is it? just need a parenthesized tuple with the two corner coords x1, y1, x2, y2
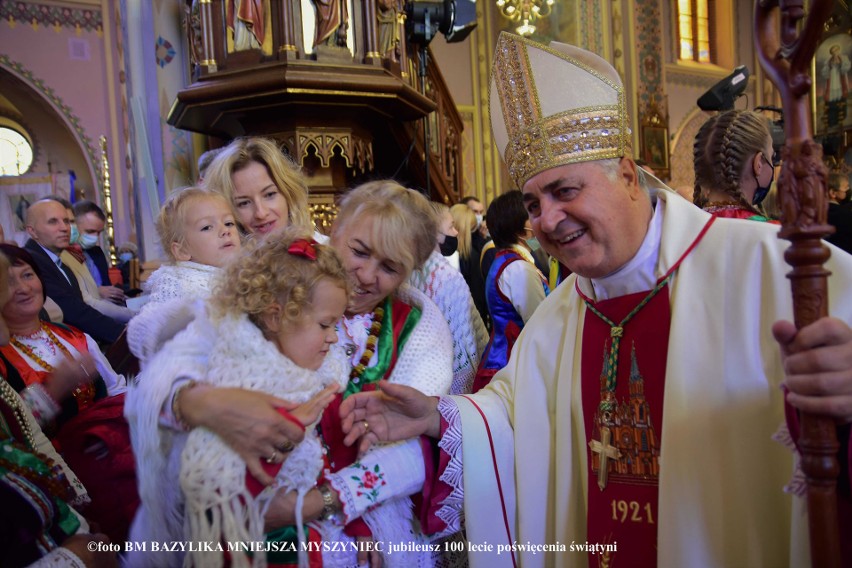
(428, 201, 450, 219)
(202, 137, 312, 232)
(428, 202, 450, 244)
(450, 203, 475, 260)
(156, 187, 232, 262)
(332, 180, 436, 277)
(210, 227, 349, 333)
(693, 110, 771, 208)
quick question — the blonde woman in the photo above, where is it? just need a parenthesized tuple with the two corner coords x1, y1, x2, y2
(409, 202, 488, 394)
(450, 203, 489, 325)
(202, 137, 312, 236)
(127, 180, 454, 567)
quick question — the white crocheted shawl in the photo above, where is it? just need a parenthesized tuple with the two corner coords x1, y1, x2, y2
(180, 312, 349, 568)
(144, 261, 221, 304)
(408, 251, 489, 394)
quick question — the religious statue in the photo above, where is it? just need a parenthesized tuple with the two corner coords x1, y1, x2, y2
(184, 0, 203, 66)
(311, 0, 349, 48)
(821, 43, 850, 128)
(377, 0, 402, 60)
(226, 0, 265, 52)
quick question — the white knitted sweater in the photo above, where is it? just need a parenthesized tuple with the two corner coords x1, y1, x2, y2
(408, 251, 489, 394)
(143, 261, 221, 304)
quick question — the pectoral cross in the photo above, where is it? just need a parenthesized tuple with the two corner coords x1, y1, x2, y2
(589, 426, 621, 491)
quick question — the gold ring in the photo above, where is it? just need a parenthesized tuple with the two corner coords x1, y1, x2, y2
(266, 450, 278, 464)
(277, 440, 295, 453)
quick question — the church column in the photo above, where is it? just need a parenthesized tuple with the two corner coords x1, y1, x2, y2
(276, 0, 299, 60)
(198, 0, 218, 73)
(363, 0, 382, 65)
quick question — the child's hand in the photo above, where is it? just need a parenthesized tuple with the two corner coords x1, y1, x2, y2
(356, 536, 382, 568)
(287, 384, 338, 428)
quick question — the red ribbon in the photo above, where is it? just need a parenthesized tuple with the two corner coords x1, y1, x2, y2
(287, 239, 317, 261)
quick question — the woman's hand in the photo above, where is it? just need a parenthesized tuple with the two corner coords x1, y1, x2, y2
(179, 384, 338, 485)
(340, 381, 441, 455)
(44, 353, 98, 402)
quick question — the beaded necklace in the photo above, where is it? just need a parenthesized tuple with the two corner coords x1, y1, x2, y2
(10, 323, 96, 408)
(0, 377, 35, 449)
(349, 305, 384, 381)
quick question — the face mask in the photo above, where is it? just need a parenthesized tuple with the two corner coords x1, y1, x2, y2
(70, 225, 79, 244)
(440, 234, 458, 256)
(525, 236, 541, 252)
(119, 252, 134, 263)
(79, 233, 100, 249)
(475, 214, 483, 230)
(752, 153, 774, 206)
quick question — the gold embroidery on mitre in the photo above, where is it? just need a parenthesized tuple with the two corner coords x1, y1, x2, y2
(493, 33, 541, 145)
(490, 33, 632, 189)
(505, 106, 628, 189)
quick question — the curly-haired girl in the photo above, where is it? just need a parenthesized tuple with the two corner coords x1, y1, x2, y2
(137, 229, 352, 568)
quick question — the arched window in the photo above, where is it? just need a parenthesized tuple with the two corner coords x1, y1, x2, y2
(0, 126, 34, 176)
(677, 0, 714, 63)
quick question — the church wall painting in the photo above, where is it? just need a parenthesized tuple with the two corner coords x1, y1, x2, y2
(641, 124, 669, 172)
(811, 1, 852, 170)
(814, 33, 852, 136)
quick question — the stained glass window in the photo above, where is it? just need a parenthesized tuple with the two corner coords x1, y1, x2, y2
(677, 0, 714, 63)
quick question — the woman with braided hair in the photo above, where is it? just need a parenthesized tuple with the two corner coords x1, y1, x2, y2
(693, 109, 779, 222)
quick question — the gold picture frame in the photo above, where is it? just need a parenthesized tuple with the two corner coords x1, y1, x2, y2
(641, 124, 669, 174)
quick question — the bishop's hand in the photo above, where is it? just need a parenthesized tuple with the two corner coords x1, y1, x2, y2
(773, 317, 852, 424)
(340, 381, 442, 455)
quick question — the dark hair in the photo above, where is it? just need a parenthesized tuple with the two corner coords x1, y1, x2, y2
(460, 195, 481, 206)
(0, 243, 47, 300)
(486, 190, 528, 249)
(73, 200, 106, 222)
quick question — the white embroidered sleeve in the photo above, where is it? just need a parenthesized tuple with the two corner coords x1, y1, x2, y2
(435, 396, 464, 534)
(20, 383, 60, 429)
(325, 438, 426, 524)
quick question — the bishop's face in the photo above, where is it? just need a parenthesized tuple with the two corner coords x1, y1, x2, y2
(522, 158, 652, 279)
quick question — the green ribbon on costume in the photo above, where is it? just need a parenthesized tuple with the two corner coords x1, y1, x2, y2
(343, 296, 422, 398)
(261, 524, 304, 565)
(0, 440, 81, 537)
